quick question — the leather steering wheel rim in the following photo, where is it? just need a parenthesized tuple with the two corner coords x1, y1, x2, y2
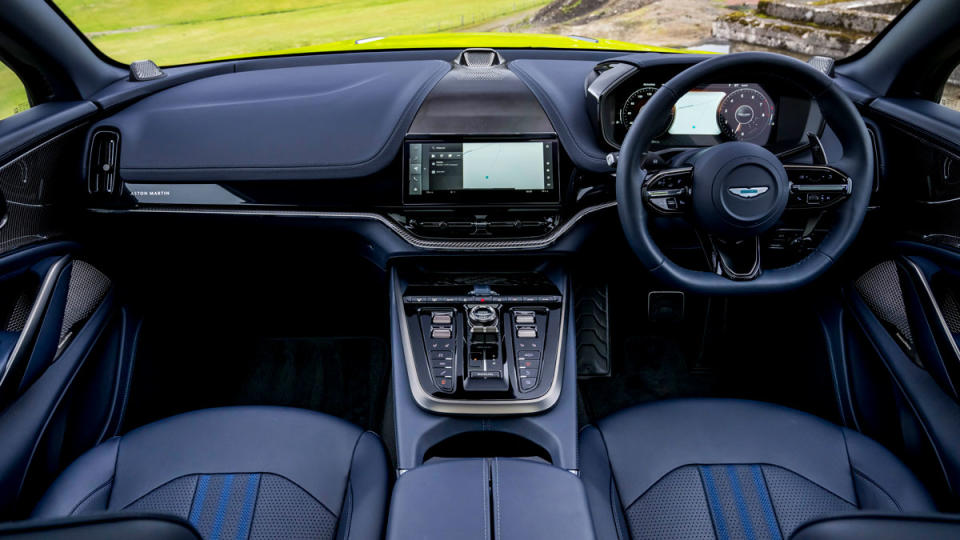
(616, 51, 873, 295)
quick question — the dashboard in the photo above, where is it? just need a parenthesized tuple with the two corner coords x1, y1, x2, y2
(84, 48, 831, 254)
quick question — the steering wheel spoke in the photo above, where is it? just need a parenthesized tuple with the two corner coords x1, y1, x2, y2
(702, 234, 762, 281)
(641, 166, 693, 215)
(783, 164, 853, 210)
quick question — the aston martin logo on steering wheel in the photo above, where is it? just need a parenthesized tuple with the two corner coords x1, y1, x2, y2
(728, 186, 769, 199)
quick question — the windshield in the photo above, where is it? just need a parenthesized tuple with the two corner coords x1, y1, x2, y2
(52, 0, 908, 66)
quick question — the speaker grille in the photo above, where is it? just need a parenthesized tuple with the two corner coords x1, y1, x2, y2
(0, 126, 84, 254)
(60, 260, 111, 343)
(855, 260, 913, 347)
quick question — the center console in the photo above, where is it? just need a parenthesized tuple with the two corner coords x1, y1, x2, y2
(388, 260, 578, 472)
(401, 276, 564, 410)
(384, 52, 581, 495)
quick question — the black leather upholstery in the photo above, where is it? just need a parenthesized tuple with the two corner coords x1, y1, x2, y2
(386, 458, 595, 540)
(791, 514, 960, 540)
(32, 407, 389, 540)
(580, 399, 936, 539)
(0, 514, 201, 540)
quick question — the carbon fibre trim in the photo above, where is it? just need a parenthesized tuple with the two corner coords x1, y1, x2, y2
(87, 201, 617, 251)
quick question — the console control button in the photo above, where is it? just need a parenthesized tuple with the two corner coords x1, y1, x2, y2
(518, 368, 538, 378)
(431, 312, 453, 325)
(469, 371, 502, 380)
(431, 328, 452, 339)
(435, 377, 452, 390)
(468, 352, 483, 370)
(433, 367, 453, 378)
(516, 328, 537, 339)
(514, 311, 536, 325)
(517, 351, 541, 361)
(519, 377, 538, 390)
(517, 358, 540, 370)
(469, 305, 498, 324)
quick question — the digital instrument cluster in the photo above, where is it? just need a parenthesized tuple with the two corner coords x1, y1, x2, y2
(615, 83, 775, 146)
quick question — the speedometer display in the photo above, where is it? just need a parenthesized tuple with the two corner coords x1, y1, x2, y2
(717, 87, 774, 142)
(619, 85, 674, 138)
(621, 86, 655, 127)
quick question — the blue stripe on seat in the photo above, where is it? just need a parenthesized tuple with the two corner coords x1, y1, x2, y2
(188, 475, 210, 526)
(209, 474, 235, 540)
(235, 474, 260, 540)
(726, 465, 757, 540)
(700, 466, 730, 540)
(750, 465, 783, 540)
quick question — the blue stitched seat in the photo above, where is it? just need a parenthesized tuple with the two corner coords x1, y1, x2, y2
(579, 398, 936, 539)
(31, 407, 390, 540)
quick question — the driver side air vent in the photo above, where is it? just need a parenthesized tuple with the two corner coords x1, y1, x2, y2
(87, 129, 120, 196)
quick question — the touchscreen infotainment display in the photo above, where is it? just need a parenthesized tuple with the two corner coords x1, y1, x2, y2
(405, 140, 557, 204)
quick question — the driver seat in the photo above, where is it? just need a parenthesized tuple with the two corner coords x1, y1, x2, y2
(579, 398, 935, 539)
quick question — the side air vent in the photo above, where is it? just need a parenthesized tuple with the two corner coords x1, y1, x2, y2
(456, 48, 503, 68)
(87, 130, 120, 196)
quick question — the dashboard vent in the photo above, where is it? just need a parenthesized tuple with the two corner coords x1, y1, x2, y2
(87, 129, 120, 196)
(456, 48, 503, 68)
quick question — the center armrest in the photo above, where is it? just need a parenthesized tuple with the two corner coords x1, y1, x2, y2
(386, 458, 596, 540)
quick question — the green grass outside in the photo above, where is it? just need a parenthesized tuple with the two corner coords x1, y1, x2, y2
(55, 0, 552, 65)
(0, 0, 554, 123)
(0, 63, 30, 121)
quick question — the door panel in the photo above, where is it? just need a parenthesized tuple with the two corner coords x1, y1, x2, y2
(0, 116, 131, 518)
(840, 97, 960, 509)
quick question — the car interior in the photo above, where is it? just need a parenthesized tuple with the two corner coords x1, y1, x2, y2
(1, 0, 960, 538)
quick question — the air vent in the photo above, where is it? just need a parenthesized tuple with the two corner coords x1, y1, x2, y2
(456, 48, 503, 68)
(87, 130, 120, 196)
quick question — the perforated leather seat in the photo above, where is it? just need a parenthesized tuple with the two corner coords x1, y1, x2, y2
(32, 406, 389, 540)
(579, 398, 936, 540)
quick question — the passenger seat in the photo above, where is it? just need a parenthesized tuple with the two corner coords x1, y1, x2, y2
(30, 406, 389, 540)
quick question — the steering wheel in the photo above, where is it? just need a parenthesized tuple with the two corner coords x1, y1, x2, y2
(617, 52, 873, 294)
